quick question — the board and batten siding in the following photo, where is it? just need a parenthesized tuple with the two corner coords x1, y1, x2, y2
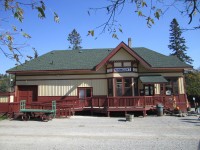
(110, 48, 135, 61)
(16, 79, 107, 96)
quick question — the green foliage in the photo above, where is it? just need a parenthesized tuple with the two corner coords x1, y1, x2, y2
(112, 33, 118, 39)
(168, 18, 193, 64)
(185, 71, 200, 96)
(67, 29, 82, 50)
(1, 0, 59, 64)
(0, 74, 10, 92)
(0, 115, 7, 121)
(88, 0, 200, 39)
(54, 12, 59, 23)
(87, 30, 94, 36)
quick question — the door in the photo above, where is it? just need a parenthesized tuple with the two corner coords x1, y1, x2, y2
(18, 86, 38, 103)
(144, 85, 154, 96)
(78, 87, 92, 107)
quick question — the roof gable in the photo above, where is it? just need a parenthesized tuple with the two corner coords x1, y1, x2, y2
(109, 48, 136, 61)
(95, 42, 150, 71)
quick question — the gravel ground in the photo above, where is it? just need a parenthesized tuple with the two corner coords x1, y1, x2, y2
(0, 115, 200, 150)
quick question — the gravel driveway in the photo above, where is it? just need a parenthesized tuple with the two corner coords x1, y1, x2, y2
(0, 115, 200, 150)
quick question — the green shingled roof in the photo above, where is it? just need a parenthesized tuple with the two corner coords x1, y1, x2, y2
(139, 76, 168, 83)
(8, 49, 113, 72)
(7, 45, 192, 72)
(133, 47, 191, 68)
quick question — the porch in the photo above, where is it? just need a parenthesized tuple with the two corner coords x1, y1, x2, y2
(0, 95, 188, 118)
(50, 95, 188, 117)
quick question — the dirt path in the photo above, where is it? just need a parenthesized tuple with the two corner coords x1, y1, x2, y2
(0, 116, 199, 150)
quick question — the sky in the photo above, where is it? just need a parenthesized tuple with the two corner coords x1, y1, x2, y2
(0, 0, 199, 74)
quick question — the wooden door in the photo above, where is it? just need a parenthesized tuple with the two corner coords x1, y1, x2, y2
(18, 86, 38, 103)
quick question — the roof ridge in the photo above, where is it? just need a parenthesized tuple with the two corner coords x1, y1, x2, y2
(50, 48, 114, 52)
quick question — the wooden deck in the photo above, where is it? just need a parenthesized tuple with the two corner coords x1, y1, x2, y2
(0, 95, 188, 118)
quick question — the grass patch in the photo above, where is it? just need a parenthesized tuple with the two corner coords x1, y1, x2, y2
(0, 114, 7, 121)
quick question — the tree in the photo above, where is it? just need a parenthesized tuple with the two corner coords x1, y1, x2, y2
(67, 29, 82, 50)
(185, 70, 200, 97)
(1, 0, 199, 63)
(168, 18, 193, 64)
(88, 0, 200, 37)
(0, 74, 9, 92)
(0, 0, 59, 64)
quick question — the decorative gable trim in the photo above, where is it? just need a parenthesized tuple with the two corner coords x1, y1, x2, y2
(95, 42, 151, 71)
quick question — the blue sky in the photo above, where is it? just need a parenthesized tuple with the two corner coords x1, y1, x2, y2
(1, 0, 199, 74)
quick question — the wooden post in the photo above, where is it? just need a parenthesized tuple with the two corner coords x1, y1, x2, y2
(107, 111, 110, 117)
(90, 109, 93, 116)
(107, 98, 109, 108)
(143, 109, 146, 117)
(143, 96, 146, 108)
(125, 98, 127, 109)
(91, 98, 93, 109)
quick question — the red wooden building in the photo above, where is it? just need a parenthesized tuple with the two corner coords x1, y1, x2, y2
(1, 40, 192, 117)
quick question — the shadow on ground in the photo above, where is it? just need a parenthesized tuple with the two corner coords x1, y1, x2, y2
(180, 118, 200, 126)
(118, 119, 126, 122)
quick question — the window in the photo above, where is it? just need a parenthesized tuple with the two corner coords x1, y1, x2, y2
(86, 89, 91, 97)
(115, 78, 132, 96)
(160, 84, 164, 95)
(165, 77, 178, 95)
(114, 62, 122, 67)
(134, 78, 138, 96)
(123, 62, 131, 67)
(116, 79, 123, 96)
(124, 78, 132, 96)
(79, 89, 85, 99)
(78, 87, 92, 99)
(106, 61, 138, 73)
(144, 85, 154, 96)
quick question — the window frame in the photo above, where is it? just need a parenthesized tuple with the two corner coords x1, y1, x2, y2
(77, 87, 93, 99)
(165, 77, 179, 96)
(115, 77, 133, 97)
(143, 84, 154, 96)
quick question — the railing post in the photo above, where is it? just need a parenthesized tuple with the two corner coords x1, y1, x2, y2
(107, 98, 109, 108)
(144, 96, 146, 108)
(91, 98, 93, 109)
(125, 98, 127, 109)
(98, 98, 100, 108)
(116, 98, 118, 109)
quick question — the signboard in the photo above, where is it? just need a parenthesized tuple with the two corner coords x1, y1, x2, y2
(114, 68, 131, 72)
(107, 67, 138, 73)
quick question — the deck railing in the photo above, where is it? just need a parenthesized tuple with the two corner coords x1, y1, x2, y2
(0, 95, 188, 116)
(40, 95, 186, 111)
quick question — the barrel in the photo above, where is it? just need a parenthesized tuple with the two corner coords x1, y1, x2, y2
(156, 104, 164, 116)
(125, 114, 134, 122)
